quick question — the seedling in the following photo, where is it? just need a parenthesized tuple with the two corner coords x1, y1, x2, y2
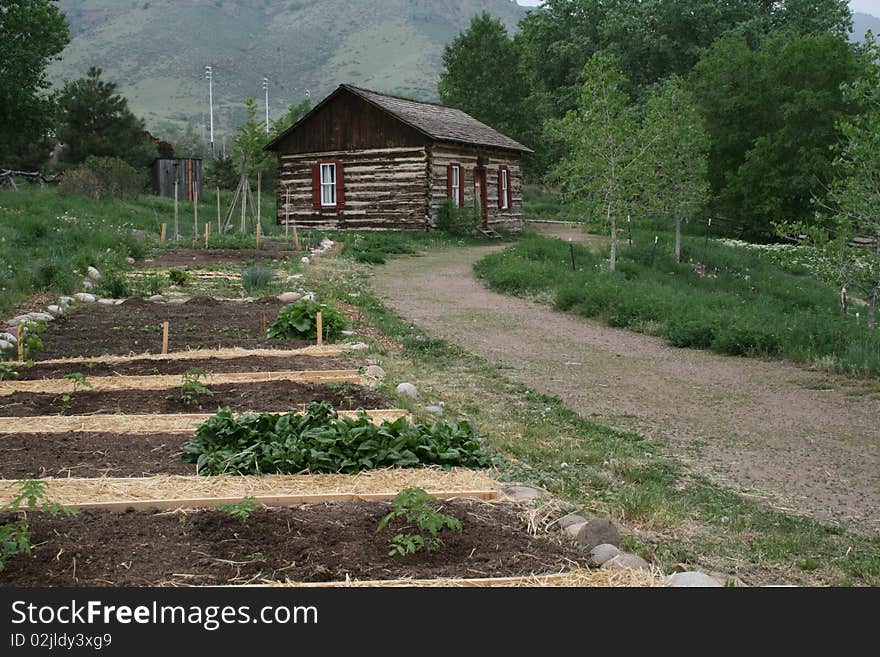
(0, 363, 19, 381)
(180, 368, 213, 406)
(217, 497, 257, 525)
(0, 481, 78, 573)
(61, 372, 92, 411)
(377, 487, 462, 556)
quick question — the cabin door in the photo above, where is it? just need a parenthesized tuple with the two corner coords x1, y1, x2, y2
(473, 166, 489, 230)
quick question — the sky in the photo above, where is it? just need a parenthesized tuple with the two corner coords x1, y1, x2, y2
(516, 0, 880, 18)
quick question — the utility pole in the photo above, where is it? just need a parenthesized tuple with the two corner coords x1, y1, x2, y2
(205, 66, 215, 157)
(263, 77, 270, 135)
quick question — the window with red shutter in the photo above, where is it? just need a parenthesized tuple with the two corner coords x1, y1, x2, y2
(498, 166, 510, 211)
(448, 163, 462, 207)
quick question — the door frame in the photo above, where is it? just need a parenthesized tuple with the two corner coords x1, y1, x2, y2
(473, 166, 489, 229)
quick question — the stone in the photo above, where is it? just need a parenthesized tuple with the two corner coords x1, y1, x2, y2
(125, 257, 136, 265)
(589, 544, 621, 566)
(168, 298, 188, 305)
(98, 299, 116, 306)
(148, 295, 165, 302)
(666, 572, 723, 588)
(423, 405, 444, 417)
(601, 553, 651, 571)
(0, 333, 16, 344)
(47, 305, 64, 316)
(558, 513, 588, 530)
(0, 340, 11, 351)
(347, 343, 369, 352)
(4, 326, 18, 338)
(87, 266, 101, 280)
(563, 522, 587, 539)
(364, 365, 386, 380)
(58, 296, 73, 307)
(7, 315, 31, 327)
(501, 484, 546, 502)
(285, 274, 304, 282)
(301, 257, 310, 265)
(277, 292, 302, 304)
(82, 279, 94, 290)
(74, 293, 97, 303)
(341, 330, 355, 336)
(302, 292, 316, 302)
(574, 518, 621, 550)
(395, 382, 419, 400)
(27, 312, 53, 322)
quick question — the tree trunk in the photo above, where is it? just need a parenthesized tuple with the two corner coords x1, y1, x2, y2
(609, 207, 618, 272)
(674, 215, 682, 264)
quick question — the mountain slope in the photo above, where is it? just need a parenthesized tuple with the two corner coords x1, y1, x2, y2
(51, 0, 525, 137)
(851, 12, 880, 42)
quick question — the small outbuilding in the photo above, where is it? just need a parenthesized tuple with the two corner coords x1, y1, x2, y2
(151, 157, 204, 202)
(265, 84, 532, 232)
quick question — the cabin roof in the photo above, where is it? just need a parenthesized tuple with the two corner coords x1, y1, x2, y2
(266, 84, 533, 154)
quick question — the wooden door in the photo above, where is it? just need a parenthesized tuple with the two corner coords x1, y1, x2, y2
(473, 166, 489, 229)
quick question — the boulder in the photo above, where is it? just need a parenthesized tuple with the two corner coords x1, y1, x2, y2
(563, 522, 587, 539)
(7, 315, 31, 327)
(395, 382, 419, 400)
(0, 340, 11, 351)
(347, 343, 369, 352)
(277, 292, 302, 304)
(574, 518, 621, 550)
(501, 484, 546, 502)
(148, 295, 165, 302)
(125, 257, 136, 265)
(558, 514, 588, 530)
(27, 312, 53, 322)
(589, 544, 621, 566)
(47, 305, 64, 316)
(301, 257, 310, 265)
(58, 296, 73, 307)
(601, 553, 651, 571)
(0, 333, 17, 344)
(87, 266, 101, 280)
(97, 299, 116, 306)
(74, 293, 97, 303)
(665, 572, 723, 588)
(364, 365, 386, 380)
(423, 405, 444, 417)
(82, 279, 94, 290)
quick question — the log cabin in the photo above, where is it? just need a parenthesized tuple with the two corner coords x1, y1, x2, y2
(265, 84, 532, 233)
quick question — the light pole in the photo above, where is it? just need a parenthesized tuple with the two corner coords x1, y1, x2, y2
(263, 77, 270, 135)
(205, 66, 215, 157)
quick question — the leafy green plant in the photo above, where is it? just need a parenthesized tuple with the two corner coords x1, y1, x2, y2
(268, 298, 348, 341)
(0, 363, 20, 381)
(61, 372, 92, 411)
(98, 271, 131, 299)
(180, 368, 213, 406)
(217, 497, 257, 525)
(168, 269, 189, 286)
(0, 481, 78, 573)
(181, 401, 489, 476)
(145, 273, 162, 296)
(241, 264, 275, 295)
(437, 199, 479, 237)
(377, 487, 462, 556)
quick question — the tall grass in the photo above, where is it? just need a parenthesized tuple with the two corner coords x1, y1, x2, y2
(475, 233, 880, 376)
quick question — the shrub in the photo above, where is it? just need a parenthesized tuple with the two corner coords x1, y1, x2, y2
(378, 487, 463, 556)
(59, 156, 145, 200)
(436, 199, 479, 236)
(268, 298, 347, 341)
(168, 269, 188, 286)
(98, 271, 131, 299)
(241, 264, 274, 295)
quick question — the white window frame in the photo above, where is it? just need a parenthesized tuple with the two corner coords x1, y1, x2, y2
(501, 168, 509, 210)
(451, 165, 461, 207)
(320, 162, 336, 208)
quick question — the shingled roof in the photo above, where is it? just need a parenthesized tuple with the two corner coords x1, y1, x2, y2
(266, 84, 533, 154)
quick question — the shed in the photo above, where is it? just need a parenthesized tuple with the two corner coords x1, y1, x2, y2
(265, 84, 532, 232)
(151, 158, 205, 201)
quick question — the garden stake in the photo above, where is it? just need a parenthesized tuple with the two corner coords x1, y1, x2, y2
(285, 187, 290, 241)
(161, 322, 169, 355)
(205, 223, 210, 249)
(216, 187, 221, 234)
(256, 222, 261, 250)
(17, 325, 24, 362)
(293, 223, 300, 251)
(257, 171, 262, 228)
(650, 235, 659, 266)
(569, 241, 576, 271)
(160, 224, 166, 242)
(627, 215, 633, 246)
(193, 185, 199, 244)
(316, 312, 323, 347)
(173, 180, 179, 240)
(705, 217, 712, 247)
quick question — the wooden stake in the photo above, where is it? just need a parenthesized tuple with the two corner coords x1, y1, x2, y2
(160, 223, 167, 242)
(316, 312, 323, 347)
(285, 187, 290, 240)
(256, 222, 261, 250)
(173, 180, 179, 240)
(205, 223, 210, 249)
(293, 223, 300, 251)
(17, 325, 24, 361)
(161, 322, 169, 355)
(257, 171, 262, 229)
(193, 185, 199, 243)
(216, 187, 221, 234)
(240, 176, 248, 233)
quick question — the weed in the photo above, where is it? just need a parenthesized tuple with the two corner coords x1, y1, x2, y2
(168, 269, 189, 286)
(241, 264, 275, 295)
(436, 199, 480, 237)
(0, 481, 78, 572)
(180, 368, 213, 406)
(217, 497, 257, 525)
(98, 271, 131, 299)
(377, 487, 462, 556)
(0, 364, 19, 381)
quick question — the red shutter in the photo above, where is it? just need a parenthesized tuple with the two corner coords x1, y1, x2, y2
(497, 167, 503, 209)
(311, 162, 321, 210)
(447, 164, 453, 199)
(335, 161, 345, 210)
(458, 168, 465, 207)
(506, 168, 512, 209)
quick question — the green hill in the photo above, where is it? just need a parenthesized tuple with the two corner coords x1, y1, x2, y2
(50, 0, 525, 139)
(851, 11, 880, 42)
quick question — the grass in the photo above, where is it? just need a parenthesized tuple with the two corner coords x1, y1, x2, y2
(331, 230, 488, 265)
(307, 251, 880, 586)
(474, 231, 880, 376)
(523, 184, 593, 225)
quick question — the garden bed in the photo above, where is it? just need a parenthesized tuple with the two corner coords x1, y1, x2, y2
(0, 500, 586, 587)
(0, 380, 390, 416)
(0, 432, 192, 479)
(31, 297, 303, 360)
(141, 247, 299, 269)
(11, 354, 357, 379)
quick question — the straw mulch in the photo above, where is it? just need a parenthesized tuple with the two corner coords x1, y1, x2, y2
(9, 346, 343, 367)
(0, 468, 499, 506)
(0, 370, 363, 395)
(0, 408, 408, 435)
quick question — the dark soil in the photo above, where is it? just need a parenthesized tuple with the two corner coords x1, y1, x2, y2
(141, 248, 298, 268)
(31, 297, 308, 360)
(0, 432, 192, 479)
(0, 501, 586, 586)
(14, 355, 357, 380)
(0, 380, 390, 416)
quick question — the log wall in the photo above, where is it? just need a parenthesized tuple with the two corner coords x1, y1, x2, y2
(276, 147, 430, 230)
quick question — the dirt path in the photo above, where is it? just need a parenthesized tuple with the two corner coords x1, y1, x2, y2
(370, 238, 880, 535)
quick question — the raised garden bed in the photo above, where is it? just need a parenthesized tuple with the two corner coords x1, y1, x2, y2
(141, 248, 298, 269)
(0, 500, 587, 587)
(0, 380, 389, 416)
(31, 297, 305, 360)
(12, 354, 357, 379)
(0, 432, 192, 479)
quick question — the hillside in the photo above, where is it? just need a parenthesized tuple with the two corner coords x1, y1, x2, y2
(50, 0, 525, 137)
(851, 11, 880, 42)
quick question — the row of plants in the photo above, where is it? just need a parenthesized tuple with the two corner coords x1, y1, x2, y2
(474, 233, 880, 375)
(181, 401, 490, 476)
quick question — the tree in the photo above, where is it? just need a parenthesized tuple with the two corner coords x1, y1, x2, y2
(640, 76, 710, 262)
(548, 54, 648, 272)
(233, 98, 271, 175)
(438, 13, 526, 146)
(0, 0, 69, 168)
(270, 98, 312, 139)
(789, 39, 880, 329)
(56, 67, 156, 169)
(691, 33, 861, 239)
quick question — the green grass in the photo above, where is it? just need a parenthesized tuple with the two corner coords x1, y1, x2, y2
(523, 184, 592, 224)
(307, 253, 880, 586)
(475, 232, 880, 376)
(331, 230, 487, 265)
